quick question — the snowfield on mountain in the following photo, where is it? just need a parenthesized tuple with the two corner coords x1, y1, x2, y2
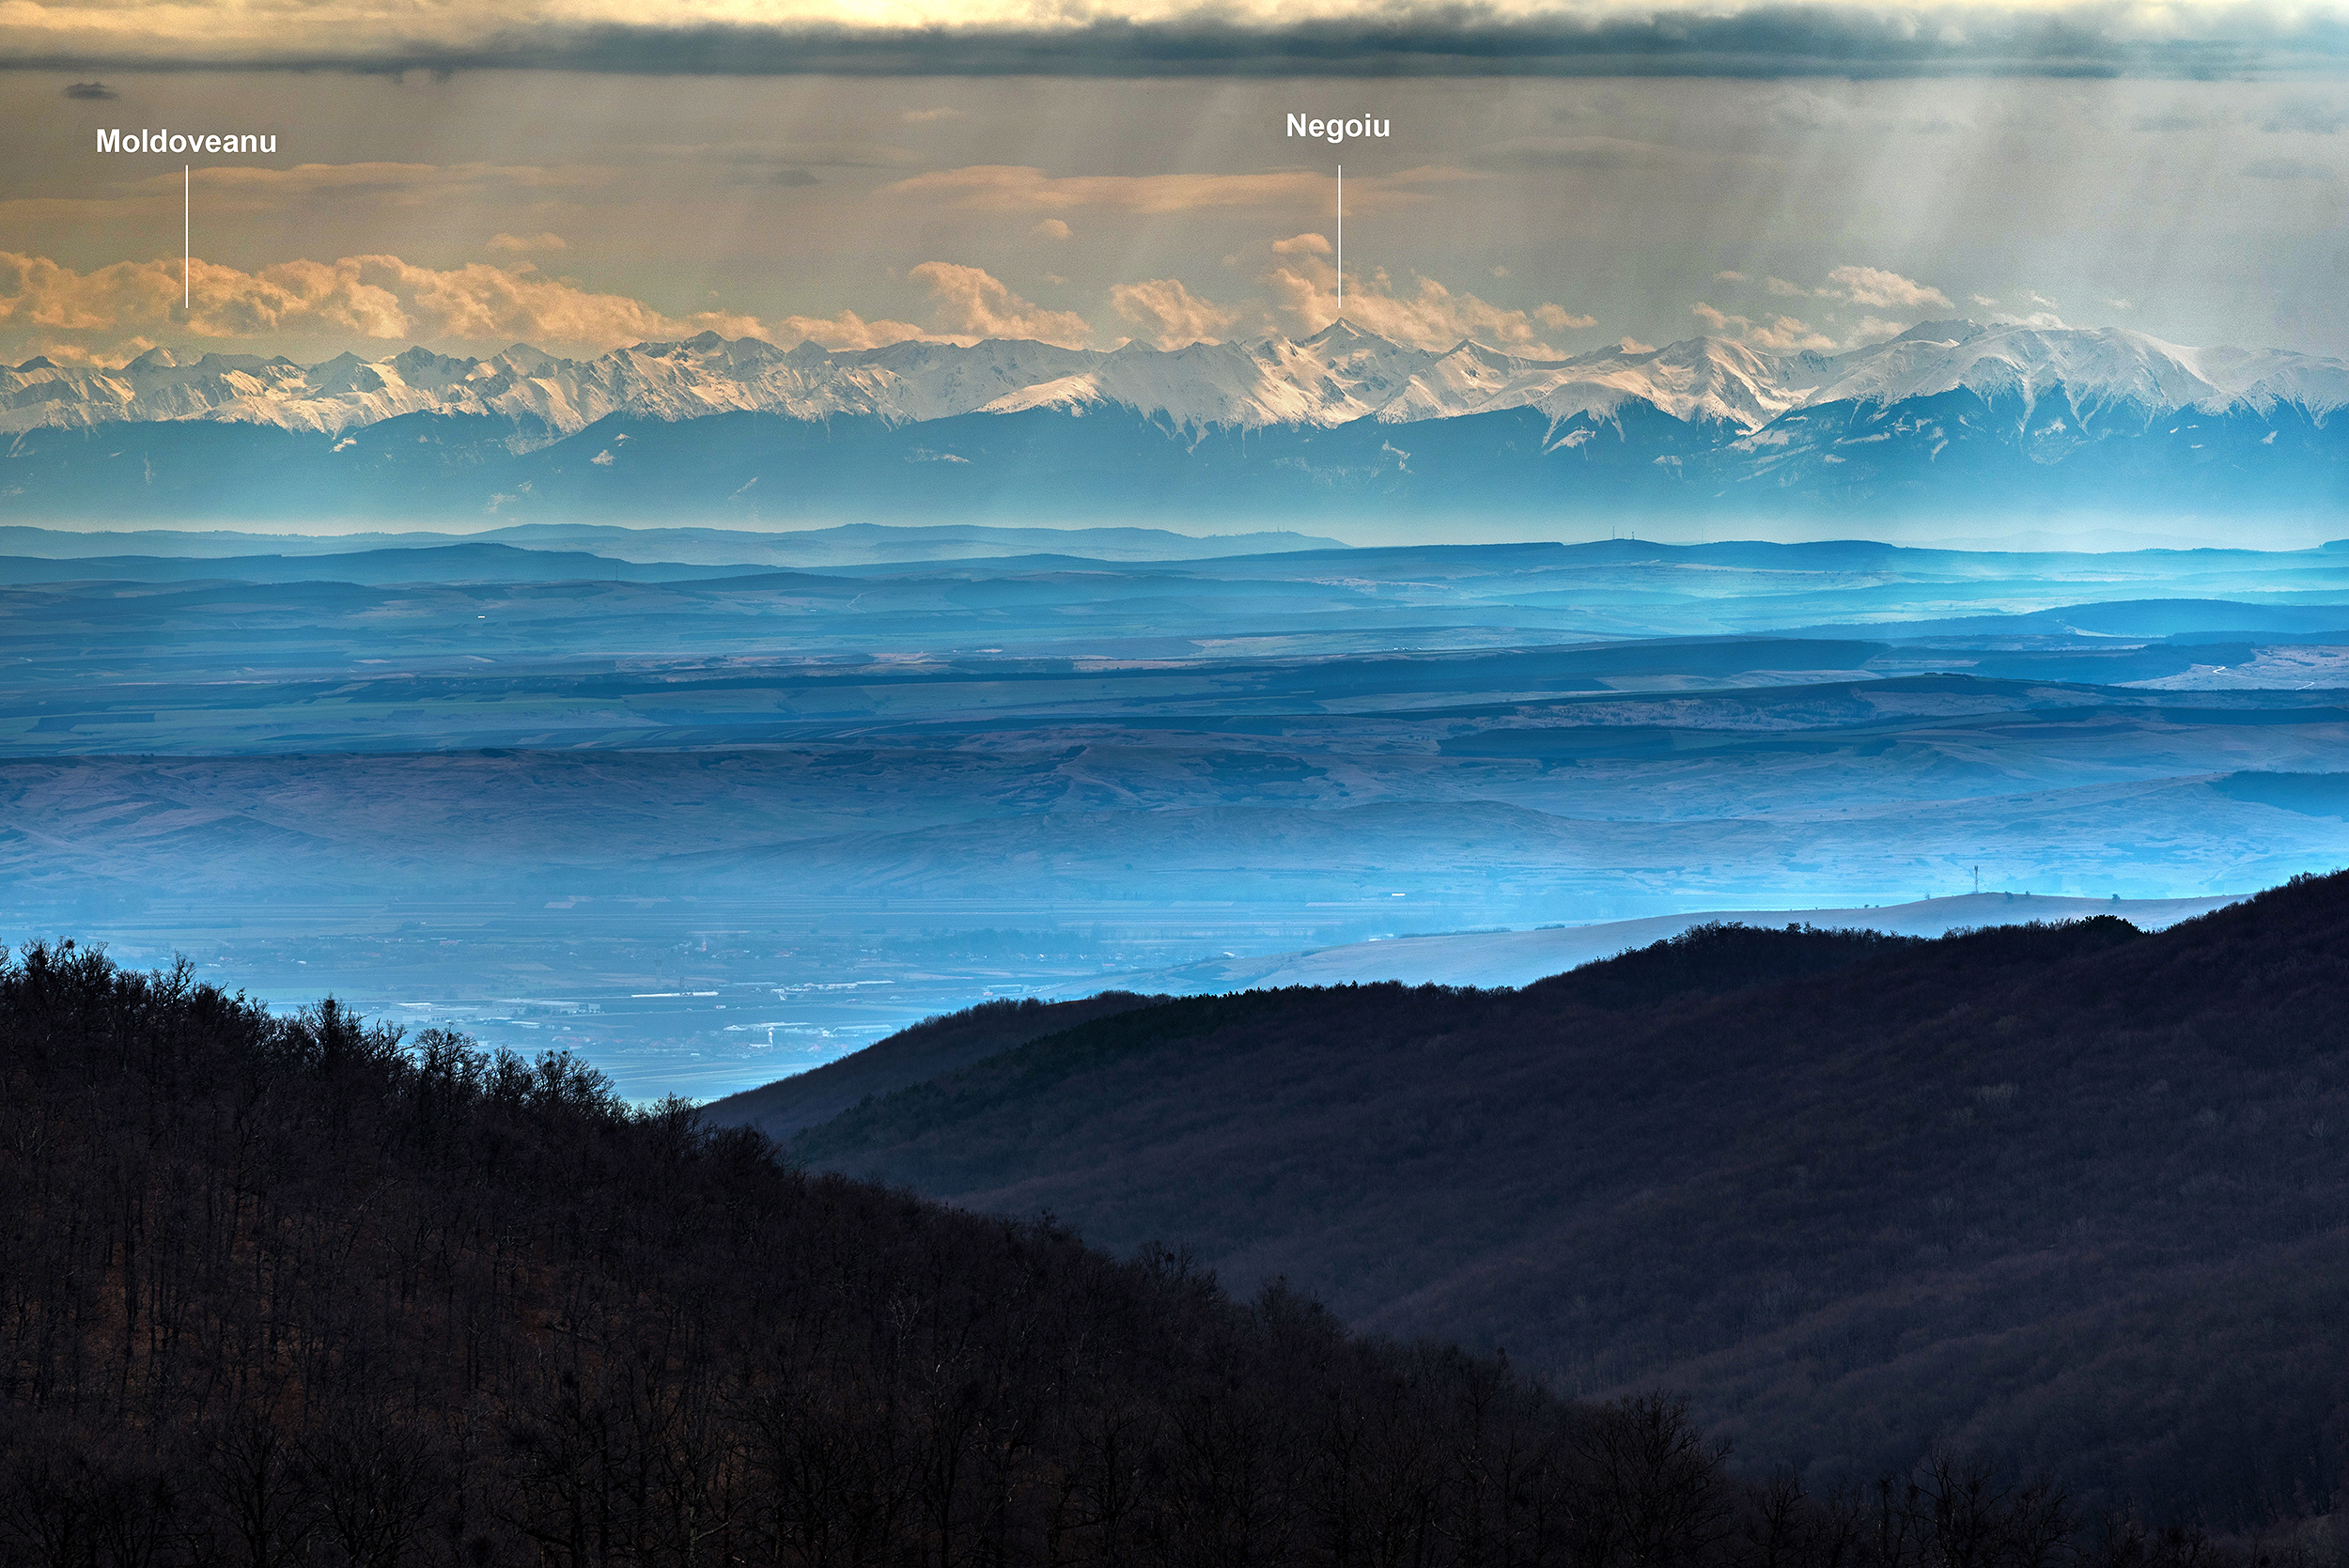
(14, 318, 2349, 443)
(6, 319, 2345, 524)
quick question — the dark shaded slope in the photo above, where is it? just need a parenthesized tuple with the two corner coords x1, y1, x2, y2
(701, 990, 1163, 1141)
(2, 941, 1783, 1568)
(795, 877, 2349, 1525)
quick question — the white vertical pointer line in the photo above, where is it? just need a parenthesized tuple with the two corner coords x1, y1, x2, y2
(183, 165, 190, 310)
(1335, 164, 1342, 322)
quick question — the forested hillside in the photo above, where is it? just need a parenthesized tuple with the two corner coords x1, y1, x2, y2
(780, 877, 2349, 1527)
(8, 910, 2348, 1561)
(3, 936, 2126, 1568)
(703, 990, 1163, 1141)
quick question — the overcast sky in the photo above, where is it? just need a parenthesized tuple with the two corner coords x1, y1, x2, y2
(3, 0, 2346, 367)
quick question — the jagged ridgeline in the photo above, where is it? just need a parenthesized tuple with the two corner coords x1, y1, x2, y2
(0, 932, 2309, 1568)
(7, 319, 2349, 522)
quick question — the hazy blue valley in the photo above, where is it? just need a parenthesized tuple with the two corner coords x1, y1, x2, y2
(7, 521, 2346, 1096)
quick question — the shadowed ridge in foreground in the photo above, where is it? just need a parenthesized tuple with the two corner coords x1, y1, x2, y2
(699, 988, 1165, 1141)
(773, 877, 2349, 1525)
(4, 934, 2231, 1565)
(8, 934, 2330, 1563)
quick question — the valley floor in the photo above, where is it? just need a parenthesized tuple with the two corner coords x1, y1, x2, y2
(4, 531, 2345, 1095)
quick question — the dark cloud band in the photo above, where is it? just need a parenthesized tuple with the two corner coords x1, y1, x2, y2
(8, 6, 2346, 78)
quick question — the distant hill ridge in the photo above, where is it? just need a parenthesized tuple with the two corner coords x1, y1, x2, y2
(0, 520, 1350, 566)
(734, 871, 2349, 1523)
(1108, 889, 2248, 993)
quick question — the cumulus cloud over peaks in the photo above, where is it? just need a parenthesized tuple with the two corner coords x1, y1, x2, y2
(1715, 266, 1951, 316)
(770, 308, 934, 349)
(909, 262, 1094, 347)
(0, 250, 760, 358)
(1257, 239, 1590, 354)
(1691, 301, 1838, 352)
(1823, 264, 1953, 310)
(3, 237, 1630, 365)
(0, 248, 1090, 361)
(10, 0, 2349, 74)
(1112, 278, 1243, 349)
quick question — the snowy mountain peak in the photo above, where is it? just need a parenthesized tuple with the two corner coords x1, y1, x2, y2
(3, 319, 2343, 446)
(1797, 318, 2349, 419)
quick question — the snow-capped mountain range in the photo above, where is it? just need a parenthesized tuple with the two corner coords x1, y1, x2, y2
(5, 319, 2346, 524)
(11, 319, 2347, 446)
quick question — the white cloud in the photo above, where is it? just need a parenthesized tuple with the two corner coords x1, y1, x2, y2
(1110, 278, 1243, 348)
(1691, 301, 1837, 352)
(11, 334, 158, 366)
(0, 246, 1022, 360)
(1032, 218, 1073, 240)
(1822, 265, 1953, 311)
(1263, 244, 1581, 354)
(1765, 276, 1807, 297)
(908, 261, 1093, 347)
(1617, 335, 1657, 353)
(770, 308, 932, 350)
(1715, 270, 1748, 283)
(0, 249, 762, 355)
(1346, 276, 1577, 353)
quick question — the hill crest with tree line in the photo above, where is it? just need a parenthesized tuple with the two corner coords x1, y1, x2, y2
(725, 874, 2349, 1529)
